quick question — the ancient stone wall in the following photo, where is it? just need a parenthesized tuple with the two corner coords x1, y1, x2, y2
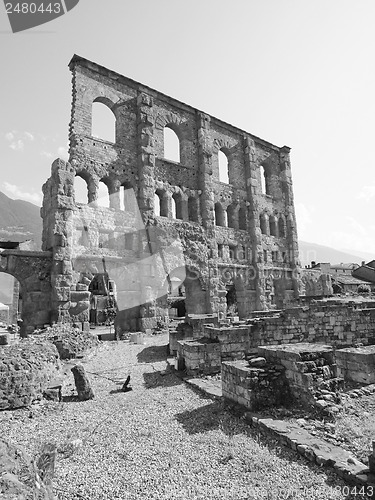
(39, 55, 301, 332)
(0, 340, 61, 410)
(205, 301, 375, 358)
(0, 250, 52, 334)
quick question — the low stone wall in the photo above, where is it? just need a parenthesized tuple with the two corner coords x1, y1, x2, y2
(222, 359, 290, 411)
(0, 340, 61, 410)
(176, 338, 221, 376)
(169, 314, 219, 356)
(204, 300, 375, 361)
(206, 326, 250, 361)
(336, 346, 375, 385)
(258, 343, 343, 405)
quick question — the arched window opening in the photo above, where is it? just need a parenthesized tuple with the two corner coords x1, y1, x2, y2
(92, 101, 115, 143)
(227, 204, 236, 229)
(172, 193, 183, 220)
(154, 193, 161, 216)
(260, 214, 268, 235)
(269, 216, 278, 237)
(74, 175, 89, 204)
(188, 197, 199, 222)
(238, 206, 247, 230)
(214, 202, 226, 227)
(97, 180, 110, 208)
(164, 126, 180, 163)
(155, 190, 168, 217)
(260, 165, 269, 195)
(278, 217, 286, 238)
(218, 150, 229, 184)
(120, 184, 136, 213)
(171, 196, 177, 219)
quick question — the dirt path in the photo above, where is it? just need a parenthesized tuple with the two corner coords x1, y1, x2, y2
(2, 334, 365, 499)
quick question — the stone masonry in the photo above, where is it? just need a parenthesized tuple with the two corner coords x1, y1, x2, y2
(38, 55, 301, 334)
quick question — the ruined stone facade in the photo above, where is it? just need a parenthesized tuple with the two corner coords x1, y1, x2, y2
(38, 55, 301, 332)
(0, 55, 300, 333)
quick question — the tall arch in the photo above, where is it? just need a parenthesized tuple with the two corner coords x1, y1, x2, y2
(164, 126, 180, 163)
(74, 174, 89, 204)
(172, 193, 183, 219)
(260, 165, 270, 195)
(155, 190, 168, 217)
(120, 182, 136, 213)
(218, 149, 229, 184)
(269, 216, 278, 237)
(214, 202, 227, 227)
(92, 99, 116, 143)
(97, 179, 110, 208)
(260, 213, 269, 235)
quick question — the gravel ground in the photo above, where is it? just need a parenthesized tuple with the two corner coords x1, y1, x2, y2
(1, 334, 369, 499)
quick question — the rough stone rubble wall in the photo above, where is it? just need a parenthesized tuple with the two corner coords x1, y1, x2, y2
(0, 340, 61, 410)
(39, 55, 301, 332)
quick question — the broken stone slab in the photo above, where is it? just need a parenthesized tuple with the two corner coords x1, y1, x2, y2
(71, 364, 94, 401)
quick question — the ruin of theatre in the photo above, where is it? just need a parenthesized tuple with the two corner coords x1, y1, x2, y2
(0, 55, 301, 336)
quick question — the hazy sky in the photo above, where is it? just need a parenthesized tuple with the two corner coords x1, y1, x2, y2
(1, 0, 374, 254)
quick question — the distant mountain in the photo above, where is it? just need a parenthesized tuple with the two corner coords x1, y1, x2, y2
(0, 191, 42, 249)
(298, 240, 372, 267)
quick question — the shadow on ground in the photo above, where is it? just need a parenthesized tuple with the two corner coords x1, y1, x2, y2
(143, 370, 183, 389)
(137, 344, 168, 363)
(175, 401, 228, 434)
(137, 344, 169, 363)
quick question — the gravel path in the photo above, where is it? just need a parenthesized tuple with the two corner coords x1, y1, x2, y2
(1, 334, 365, 499)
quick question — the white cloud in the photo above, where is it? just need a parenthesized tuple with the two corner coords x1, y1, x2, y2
(5, 132, 14, 142)
(25, 132, 34, 141)
(9, 139, 24, 151)
(41, 151, 54, 159)
(357, 186, 375, 203)
(4, 130, 34, 151)
(2, 182, 42, 206)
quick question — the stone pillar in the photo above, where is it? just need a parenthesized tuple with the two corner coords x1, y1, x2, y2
(243, 136, 264, 310)
(42, 159, 76, 324)
(280, 146, 301, 299)
(197, 112, 216, 314)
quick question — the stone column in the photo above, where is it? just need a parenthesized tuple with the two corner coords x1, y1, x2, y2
(243, 136, 264, 310)
(279, 146, 301, 299)
(197, 112, 215, 314)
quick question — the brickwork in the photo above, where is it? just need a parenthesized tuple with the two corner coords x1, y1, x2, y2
(176, 338, 221, 376)
(0, 341, 61, 410)
(205, 300, 375, 360)
(38, 55, 301, 333)
(222, 359, 290, 410)
(336, 346, 375, 385)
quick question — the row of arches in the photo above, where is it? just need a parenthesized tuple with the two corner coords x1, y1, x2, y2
(259, 213, 286, 238)
(214, 202, 247, 230)
(74, 175, 137, 212)
(90, 102, 266, 190)
(154, 190, 199, 222)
